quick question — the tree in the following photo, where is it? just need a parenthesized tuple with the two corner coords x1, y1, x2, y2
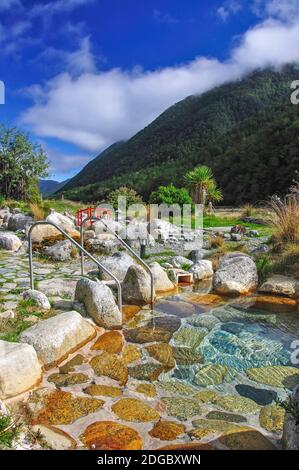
(107, 186, 143, 209)
(149, 184, 192, 206)
(184, 165, 223, 207)
(0, 125, 48, 201)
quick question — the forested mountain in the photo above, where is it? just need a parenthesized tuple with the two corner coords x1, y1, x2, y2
(58, 67, 299, 204)
(39, 179, 68, 197)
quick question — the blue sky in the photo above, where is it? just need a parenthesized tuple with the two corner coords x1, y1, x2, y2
(0, 0, 299, 180)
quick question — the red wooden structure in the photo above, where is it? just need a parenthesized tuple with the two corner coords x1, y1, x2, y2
(76, 206, 113, 227)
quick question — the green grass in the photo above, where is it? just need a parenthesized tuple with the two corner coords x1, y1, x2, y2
(0, 414, 20, 449)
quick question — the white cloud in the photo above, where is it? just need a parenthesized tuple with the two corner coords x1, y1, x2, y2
(217, 1, 242, 22)
(253, 0, 299, 21)
(153, 9, 179, 24)
(0, 0, 22, 11)
(29, 0, 94, 18)
(21, 10, 299, 155)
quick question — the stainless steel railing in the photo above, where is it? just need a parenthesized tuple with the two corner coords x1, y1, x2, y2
(28, 221, 123, 312)
(80, 216, 155, 309)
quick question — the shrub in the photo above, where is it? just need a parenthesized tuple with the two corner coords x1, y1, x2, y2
(268, 195, 299, 243)
(29, 203, 45, 221)
(243, 203, 254, 217)
(209, 235, 224, 249)
(149, 184, 192, 206)
(107, 187, 143, 209)
(256, 254, 273, 283)
(0, 413, 20, 449)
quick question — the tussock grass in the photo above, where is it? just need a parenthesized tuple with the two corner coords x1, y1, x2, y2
(29, 203, 45, 221)
(268, 195, 299, 244)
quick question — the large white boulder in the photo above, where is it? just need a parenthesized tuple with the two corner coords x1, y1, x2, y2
(23, 289, 51, 310)
(213, 253, 258, 295)
(99, 252, 136, 281)
(44, 240, 75, 261)
(149, 262, 174, 292)
(169, 256, 194, 269)
(122, 265, 154, 305)
(0, 231, 22, 251)
(0, 340, 42, 399)
(189, 260, 213, 281)
(46, 210, 76, 233)
(20, 311, 96, 368)
(75, 278, 122, 328)
(259, 275, 297, 298)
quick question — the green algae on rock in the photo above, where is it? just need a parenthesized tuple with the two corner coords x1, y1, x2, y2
(90, 352, 128, 385)
(246, 366, 299, 389)
(190, 418, 244, 439)
(173, 347, 203, 366)
(205, 411, 247, 423)
(80, 421, 143, 450)
(121, 344, 142, 365)
(213, 395, 261, 414)
(259, 405, 285, 432)
(161, 397, 202, 421)
(112, 398, 160, 422)
(135, 383, 157, 397)
(124, 326, 173, 344)
(195, 390, 218, 403)
(149, 420, 185, 441)
(91, 330, 124, 354)
(47, 372, 89, 387)
(59, 354, 85, 374)
(194, 364, 229, 387)
(173, 326, 207, 349)
(157, 380, 197, 396)
(219, 429, 276, 450)
(128, 363, 166, 381)
(146, 343, 175, 367)
(27, 388, 104, 425)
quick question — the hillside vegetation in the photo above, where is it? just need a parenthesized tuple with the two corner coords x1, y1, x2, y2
(59, 67, 299, 204)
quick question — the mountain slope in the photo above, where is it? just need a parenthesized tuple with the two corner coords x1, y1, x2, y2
(39, 179, 68, 197)
(59, 67, 299, 204)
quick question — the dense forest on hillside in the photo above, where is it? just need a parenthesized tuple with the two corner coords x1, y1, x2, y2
(58, 67, 299, 204)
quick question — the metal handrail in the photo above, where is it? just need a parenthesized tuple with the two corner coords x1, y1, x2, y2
(28, 221, 123, 312)
(80, 216, 155, 309)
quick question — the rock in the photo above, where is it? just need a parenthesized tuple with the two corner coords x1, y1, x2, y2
(112, 398, 160, 422)
(149, 420, 185, 441)
(187, 293, 225, 308)
(38, 279, 77, 298)
(213, 395, 261, 414)
(93, 219, 123, 236)
(195, 390, 218, 403)
(231, 233, 242, 242)
(158, 442, 216, 450)
(20, 311, 96, 368)
(128, 363, 165, 381)
(0, 208, 10, 220)
(27, 388, 104, 425)
(235, 384, 277, 406)
(0, 340, 42, 399)
(121, 344, 142, 364)
(86, 236, 119, 255)
(259, 405, 285, 432)
(190, 418, 244, 439)
(189, 260, 213, 282)
(98, 252, 136, 282)
(91, 331, 123, 354)
(155, 299, 201, 318)
(135, 383, 156, 397)
(247, 366, 299, 389)
(84, 385, 123, 397)
(213, 254, 258, 295)
(187, 313, 221, 330)
(80, 421, 142, 450)
(169, 256, 193, 269)
(46, 210, 76, 233)
(189, 250, 204, 263)
(59, 354, 85, 373)
(31, 425, 77, 450)
(122, 265, 154, 305)
(173, 347, 203, 365)
(75, 278, 121, 328)
(259, 275, 297, 298)
(44, 240, 75, 261)
(8, 213, 33, 231)
(249, 295, 297, 313)
(206, 411, 247, 423)
(194, 364, 229, 387)
(157, 380, 196, 396)
(248, 230, 259, 237)
(23, 289, 51, 310)
(48, 373, 89, 387)
(173, 326, 207, 349)
(149, 262, 174, 293)
(282, 384, 299, 450)
(250, 244, 269, 254)
(83, 230, 95, 240)
(90, 352, 128, 385)
(219, 429, 276, 450)
(0, 310, 15, 319)
(0, 232, 22, 251)
(161, 397, 202, 421)
(124, 325, 173, 344)
(146, 343, 175, 367)
(123, 305, 141, 322)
